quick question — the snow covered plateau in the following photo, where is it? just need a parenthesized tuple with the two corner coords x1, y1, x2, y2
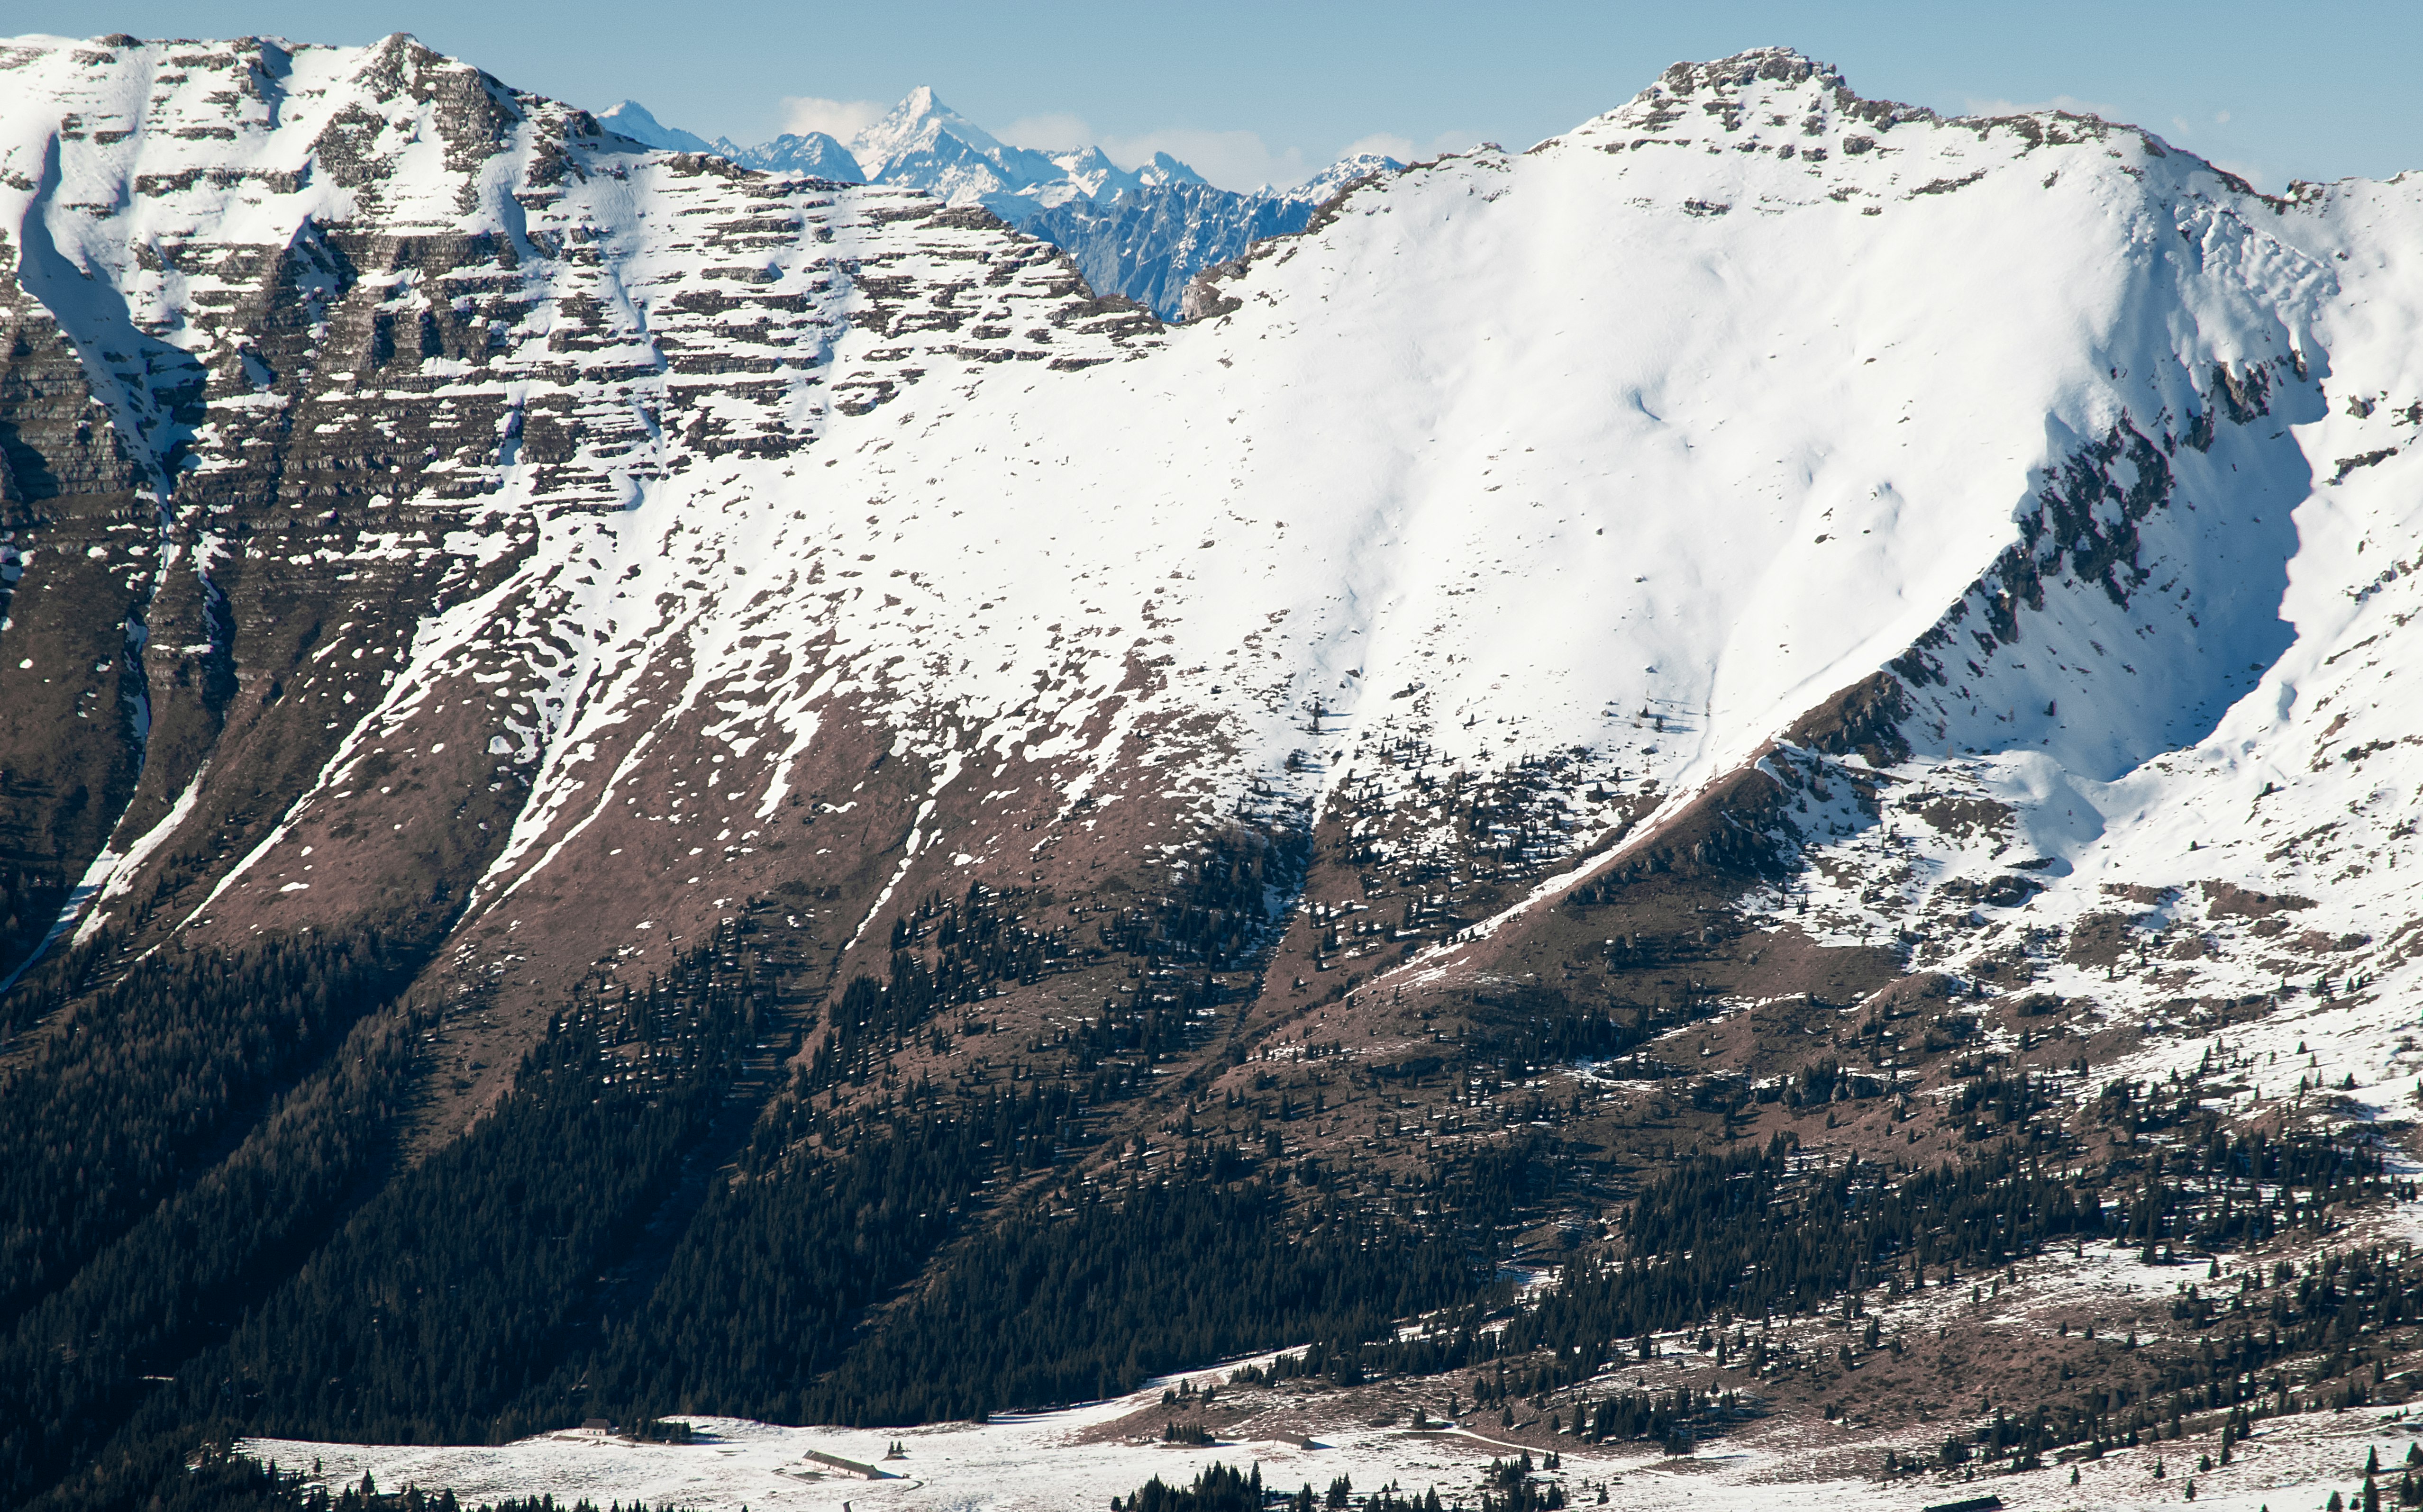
(7, 31, 2423, 1512)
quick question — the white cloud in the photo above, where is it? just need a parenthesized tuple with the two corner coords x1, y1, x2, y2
(1096, 127, 1310, 191)
(779, 95, 885, 142)
(1001, 112, 1094, 152)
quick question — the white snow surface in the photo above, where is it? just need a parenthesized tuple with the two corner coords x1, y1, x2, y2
(683, 50, 2358, 882)
(12, 39, 2423, 995)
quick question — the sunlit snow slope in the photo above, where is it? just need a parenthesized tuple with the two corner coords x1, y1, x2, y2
(1, 40, 2419, 1141)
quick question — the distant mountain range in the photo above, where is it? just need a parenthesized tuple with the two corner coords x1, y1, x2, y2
(595, 91, 1400, 316)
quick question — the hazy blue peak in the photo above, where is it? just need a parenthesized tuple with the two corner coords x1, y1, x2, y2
(1136, 152, 1209, 188)
(734, 131, 865, 181)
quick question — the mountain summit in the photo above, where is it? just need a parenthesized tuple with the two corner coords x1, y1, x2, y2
(843, 84, 1057, 194)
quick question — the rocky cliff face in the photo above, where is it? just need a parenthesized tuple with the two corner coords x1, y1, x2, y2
(1021, 177, 1324, 323)
(0, 34, 1153, 1032)
(8, 36, 2423, 1504)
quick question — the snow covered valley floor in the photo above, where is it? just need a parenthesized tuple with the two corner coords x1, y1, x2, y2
(242, 1372, 2423, 1512)
(251, 1206, 2423, 1512)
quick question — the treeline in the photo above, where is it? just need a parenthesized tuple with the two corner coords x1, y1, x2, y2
(43, 798, 2417, 1512)
(561, 1098, 1002, 1425)
(800, 1172, 1479, 1422)
(0, 861, 72, 998)
(1059, 988, 1226, 1079)
(1114, 1462, 1266, 1512)
(1453, 991, 1644, 1080)
(1337, 745, 1589, 881)
(1448, 977, 1754, 1090)
(1573, 1385, 1745, 1448)
(0, 923, 431, 1512)
(1098, 824, 1303, 969)
(1513, 1124, 2395, 1370)
(0, 1005, 419, 1511)
(1197, 1123, 2414, 1467)
(561, 1055, 1478, 1427)
(32, 918, 1484, 1509)
(1115, 1463, 1462, 1512)
(886, 882, 1075, 999)
(799, 963, 928, 1092)
(1966, 1241, 2423, 1470)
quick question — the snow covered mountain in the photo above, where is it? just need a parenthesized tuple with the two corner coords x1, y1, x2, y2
(614, 84, 1403, 315)
(594, 98, 713, 154)
(9, 34, 2423, 1509)
(720, 127, 861, 180)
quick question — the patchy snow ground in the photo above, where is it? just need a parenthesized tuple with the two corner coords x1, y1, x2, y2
(246, 1390, 1895, 1512)
(243, 1352, 2422, 1512)
(242, 1368, 1539, 1512)
(249, 1205, 2423, 1512)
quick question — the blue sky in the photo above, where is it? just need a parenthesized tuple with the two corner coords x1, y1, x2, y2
(14, 0, 2418, 191)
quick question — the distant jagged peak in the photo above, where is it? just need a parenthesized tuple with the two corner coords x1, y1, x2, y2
(557, 76, 1410, 313)
(1043, 144, 1137, 201)
(595, 98, 660, 131)
(1134, 151, 1209, 190)
(852, 84, 1020, 177)
(734, 129, 865, 181)
(886, 83, 968, 135)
